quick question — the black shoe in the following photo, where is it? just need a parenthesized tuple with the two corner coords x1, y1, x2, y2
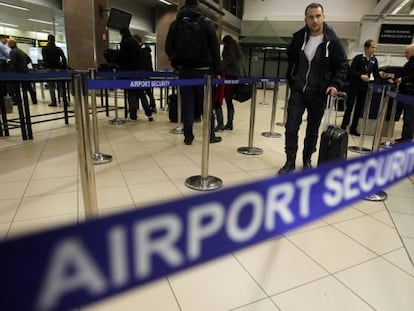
(48, 103, 57, 107)
(340, 124, 346, 130)
(393, 137, 410, 144)
(278, 161, 295, 174)
(224, 124, 233, 130)
(214, 125, 224, 132)
(303, 159, 312, 169)
(210, 136, 222, 144)
(148, 116, 154, 122)
(184, 138, 193, 145)
(151, 107, 157, 114)
(350, 129, 360, 136)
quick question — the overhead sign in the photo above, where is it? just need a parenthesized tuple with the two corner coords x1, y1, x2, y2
(378, 24, 414, 45)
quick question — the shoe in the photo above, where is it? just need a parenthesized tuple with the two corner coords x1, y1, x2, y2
(151, 107, 157, 114)
(214, 125, 224, 132)
(278, 160, 295, 174)
(184, 139, 193, 145)
(350, 129, 360, 136)
(48, 103, 57, 107)
(148, 117, 154, 122)
(303, 159, 312, 169)
(210, 136, 222, 144)
(340, 124, 346, 130)
(130, 115, 137, 121)
(224, 124, 233, 130)
(393, 137, 410, 144)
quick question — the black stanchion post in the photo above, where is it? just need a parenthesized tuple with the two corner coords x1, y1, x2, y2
(237, 81, 263, 155)
(88, 69, 113, 165)
(108, 68, 125, 125)
(262, 80, 282, 138)
(364, 85, 390, 202)
(276, 83, 289, 127)
(73, 73, 98, 218)
(185, 75, 223, 191)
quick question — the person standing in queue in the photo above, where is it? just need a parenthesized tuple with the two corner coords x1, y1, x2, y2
(279, 2, 348, 174)
(341, 39, 387, 136)
(165, 0, 221, 145)
(392, 44, 414, 144)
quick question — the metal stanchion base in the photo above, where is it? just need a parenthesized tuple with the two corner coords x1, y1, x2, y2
(276, 122, 285, 127)
(364, 191, 387, 202)
(170, 126, 184, 134)
(348, 146, 371, 154)
(262, 131, 282, 138)
(237, 147, 263, 155)
(380, 141, 393, 149)
(109, 118, 126, 125)
(185, 175, 223, 191)
(93, 152, 113, 165)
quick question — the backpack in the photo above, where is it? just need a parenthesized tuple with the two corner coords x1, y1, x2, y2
(173, 16, 206, 67)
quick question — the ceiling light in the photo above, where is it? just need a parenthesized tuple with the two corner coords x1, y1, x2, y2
(28, 18, 53, 25)
(0, 22, 18, 27)
(391, 0, 410, 14)
(158, 0, 172, 5)
(0, 2, 29, 11)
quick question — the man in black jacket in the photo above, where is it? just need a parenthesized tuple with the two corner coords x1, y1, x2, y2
(279, 2, 348, 174)
(393, 44, 414, 143)
(341, 39, 386, 136)
(165, 0, 221, 145)
(41, 34, 67, 107)
(118, 28, 153, 121)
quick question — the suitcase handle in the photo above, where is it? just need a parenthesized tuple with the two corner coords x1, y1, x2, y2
(322, 92, 347, 130)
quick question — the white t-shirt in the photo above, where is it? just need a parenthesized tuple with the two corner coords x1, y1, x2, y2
(304, 34, 323, 62)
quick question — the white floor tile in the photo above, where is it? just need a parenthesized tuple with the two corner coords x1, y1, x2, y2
(235, 238, 328, 295)
(271, 276, 373, 311)
(335, 257, 414, 311)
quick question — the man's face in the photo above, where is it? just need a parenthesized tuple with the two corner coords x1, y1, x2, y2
(305, 7, 324, 35)
(365, 43, 377, 57)
(0, 37, 7, 44)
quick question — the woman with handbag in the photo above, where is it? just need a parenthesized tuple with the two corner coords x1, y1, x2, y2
(219, 35, 243, 130)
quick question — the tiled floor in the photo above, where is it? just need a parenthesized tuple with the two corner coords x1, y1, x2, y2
(0, 84, 413, 310)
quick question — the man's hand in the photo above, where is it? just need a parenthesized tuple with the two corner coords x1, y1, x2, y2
(326, 86, 338, 96)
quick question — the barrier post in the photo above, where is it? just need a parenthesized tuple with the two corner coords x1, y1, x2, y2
(380, 84, 399, 149)
(364, 85, 390, 202)
(259, 80, 269, 105)
(276, 83, 289, 126)
(88, 69, 113, 165)
(348, 84, 378, 154)
(170, 81, 184, 134)
(73, 73, 98, 219)
(262, 80, 282, 138)
(185, 75, 223, 191)
(108, 69, 125, 125)
(237, 81, 263, 155)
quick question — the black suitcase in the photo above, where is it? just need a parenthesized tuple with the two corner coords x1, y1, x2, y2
(168, 93, 179, 122)
(317, 93, 348, 165)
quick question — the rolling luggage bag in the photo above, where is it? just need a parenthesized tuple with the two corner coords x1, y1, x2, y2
(318, 93, 348, 165)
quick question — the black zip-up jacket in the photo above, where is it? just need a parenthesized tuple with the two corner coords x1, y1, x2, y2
(398, 56, 414, 95)
(42, 43, 67, 70)
(349, 53, 382, 90)
(165, 4, 220, 73)
(286, 23, 348, 95)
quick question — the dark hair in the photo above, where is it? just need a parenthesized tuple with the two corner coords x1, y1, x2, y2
(364, 39, 375, 49)
(222, 35, 243, 61)
(185, 0, 199, 6)
(47, 34, 55, 43)
(119, 27, 131, 37)
(305, 2, 324, 15)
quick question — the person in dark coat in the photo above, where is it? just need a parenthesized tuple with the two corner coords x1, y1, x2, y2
(393, 44, 414, 143)
(41, 34, 67, 107)
(8, 39, 37, 105)
(165, 0, 221, 145)
(341, 39, 387, 136)
(119, 28, 153, 121)
(279, 2, 348, 174)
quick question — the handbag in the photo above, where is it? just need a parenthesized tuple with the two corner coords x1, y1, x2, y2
(233, 65, 252, 103)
